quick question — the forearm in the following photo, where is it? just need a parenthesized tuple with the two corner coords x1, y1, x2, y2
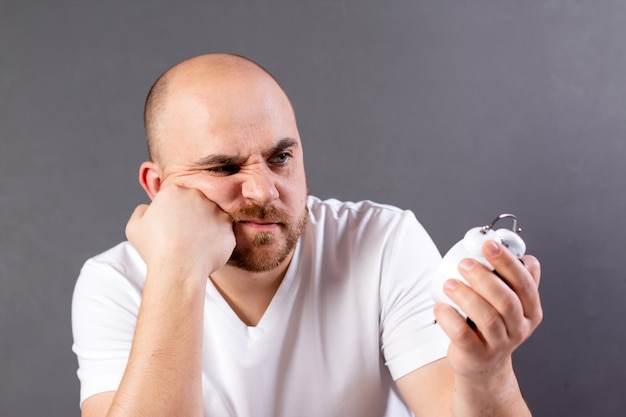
(106, 269, 207, 417)
(451, 358, 531, 417)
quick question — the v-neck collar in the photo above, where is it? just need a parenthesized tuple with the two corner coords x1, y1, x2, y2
(204, 238, 303, 339)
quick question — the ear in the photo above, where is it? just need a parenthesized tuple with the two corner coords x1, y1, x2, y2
(138, 161, 162, 200)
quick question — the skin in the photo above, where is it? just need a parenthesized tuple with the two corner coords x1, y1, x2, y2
(139, 55, 309, 325)
(80, 54, 542, 417)
(396, 242, 542, 417)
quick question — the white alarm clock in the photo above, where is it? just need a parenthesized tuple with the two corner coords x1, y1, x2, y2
(430, 214, 526, 319)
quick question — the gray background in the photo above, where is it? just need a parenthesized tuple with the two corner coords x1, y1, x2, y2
(1, 1, 625, 416)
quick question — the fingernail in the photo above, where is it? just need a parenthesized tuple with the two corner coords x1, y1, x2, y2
(485, 240, 500, 256)
(444, 279, 459, 291)
(458, 258, 475, 272)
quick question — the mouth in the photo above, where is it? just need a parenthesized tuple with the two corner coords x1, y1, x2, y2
(237, 219, 282, 232)
(229, 204, 288, 233)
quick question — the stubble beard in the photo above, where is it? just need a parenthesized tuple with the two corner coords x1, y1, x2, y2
(227, 203, 308, 273)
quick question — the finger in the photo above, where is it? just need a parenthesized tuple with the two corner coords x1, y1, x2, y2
(125, 204, 148, 241)
(483, 241, 543, 324)
(434, 301, 484, 350)
(444, 273, 509, 346)
(459, 259, 524, 342)
(129, 203, 149, 219)
(520, 254, 541, 287)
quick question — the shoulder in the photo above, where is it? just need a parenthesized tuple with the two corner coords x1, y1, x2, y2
(305, 196, 430, 244)
(302, 196, 437, 263)
(75, 241, 146, 297)
(83, 241, 144, 272)
(306, 195, 415, 229)
(304, 195, 440, 260)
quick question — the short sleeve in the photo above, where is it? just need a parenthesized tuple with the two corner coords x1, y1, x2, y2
(71, 243, 144, 406)
(379, 211, 450, 380)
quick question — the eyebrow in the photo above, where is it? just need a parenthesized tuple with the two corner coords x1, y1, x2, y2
(192, 137, 299, 167)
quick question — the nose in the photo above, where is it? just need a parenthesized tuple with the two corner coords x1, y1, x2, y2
(241, 165, 279, 204)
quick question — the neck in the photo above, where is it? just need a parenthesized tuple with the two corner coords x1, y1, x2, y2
(209, 251, 293, 327)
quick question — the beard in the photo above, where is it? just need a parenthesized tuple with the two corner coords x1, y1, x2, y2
(227, 203, 308, 273)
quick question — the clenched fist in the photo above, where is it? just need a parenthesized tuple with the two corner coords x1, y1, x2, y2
(125, 184, 236, 280)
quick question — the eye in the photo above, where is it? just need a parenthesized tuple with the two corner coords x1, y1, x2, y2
(206, 164, 240, 176)
(270, 152, 291, 165)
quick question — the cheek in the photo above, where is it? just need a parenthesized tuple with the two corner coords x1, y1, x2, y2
(282, 171, 308, 207)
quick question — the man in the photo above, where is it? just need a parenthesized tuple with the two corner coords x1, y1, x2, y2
(72, 53, 542, 417)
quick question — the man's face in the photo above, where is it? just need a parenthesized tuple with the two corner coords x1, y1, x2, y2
(155, 70, 308, 273)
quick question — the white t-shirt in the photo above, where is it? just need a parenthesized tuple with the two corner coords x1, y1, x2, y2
(72, 196, 450, 416)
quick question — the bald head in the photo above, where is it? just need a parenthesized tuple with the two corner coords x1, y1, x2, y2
(143, 54, 293, 164)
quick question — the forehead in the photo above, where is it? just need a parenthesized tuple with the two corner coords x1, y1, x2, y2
(159, 70, 300, 163)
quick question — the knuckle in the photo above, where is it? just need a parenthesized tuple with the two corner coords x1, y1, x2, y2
(510, 329, 527, 346)
(498, 293, 519, 318)
(531, 305, 544, 326)
(518, 273, 539, 301)
(451, 323, 475, 346)
(481, 308, 503, 333)
(124, 224, 133, 241)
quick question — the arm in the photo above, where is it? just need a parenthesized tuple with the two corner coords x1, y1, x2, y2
(397, 241, 542, 417)
(82, 185, 235, 417)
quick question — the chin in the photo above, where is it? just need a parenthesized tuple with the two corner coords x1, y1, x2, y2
(228, 206, 308, 273)
(227, 247, 290, 273)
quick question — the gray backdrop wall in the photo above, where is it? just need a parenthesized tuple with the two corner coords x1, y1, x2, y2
(2, 1, 625, 416)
